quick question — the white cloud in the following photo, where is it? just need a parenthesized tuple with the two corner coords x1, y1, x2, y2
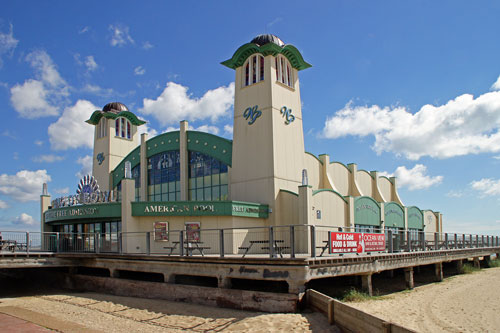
(446, 190, 465, 198)
(34, 140, 43, 146)
(109, 24, 134, 47)
(54, 187, 69, 195)
(323, 89, 500, 160)
(82, 84, 114, 97)
(192, 125, 219, 135)
(134, 66, 145, 75)
(493, 155, 500, 160)
(223, 124, 233, 136)
(26, 50, 67, 88)
(48, 100, 97, 150)
(0, 199, 9, 209)
(85, 56, 98, 72)
(12, 213, 36, 226)
(0, 169, 51, 202)
(381, 164, 443, 191)
(10, 79, 59, 118)
(0, 23, 18, 68)
(491, 75, 500, 91)
(142, 41, 153, 50)
(76, 155, 93, 179)
(471, 178, 500, 197)
(140, 82, 234, 127)
(33, 154, 65, 163)
(2, 130, 17, 140)
(79, 26, 89, 34)
(10, 50, 69, 118)
(137, 123, 158, 138)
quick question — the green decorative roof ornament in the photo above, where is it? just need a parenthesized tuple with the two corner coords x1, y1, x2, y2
(221, 34, 312, 70)
(86, 102, 146, 126)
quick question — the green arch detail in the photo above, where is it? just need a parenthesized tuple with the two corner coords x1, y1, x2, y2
(379, 176, 394, 184)
(384, 202, 405, 228)
(312, 189, 348, 203)
(146, 131, 180, 158)
(111, 145, 141, 189)
(330, 161, 352, 173)
(305, 152, 323, 165)
(221, 43, 312, 70)
(407, 206, 424, 230)
(187, 131, 232, 167)
(354, 196, 381, 226)
(86, 110, 146, 126)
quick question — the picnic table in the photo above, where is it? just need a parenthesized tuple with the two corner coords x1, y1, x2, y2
(0, 240, 21, 252)
(240, 239, 289, 258)
(317, 240, 330, 257)
(164, 241, 210, 256)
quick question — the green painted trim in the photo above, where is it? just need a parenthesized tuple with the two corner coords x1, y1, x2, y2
(407, 206, 424, 229)
(221, 42, 311, 70)
(279, 189, 299, 197)
(86, 110, 146, 126)
(330, 161, 352, 173)
(354, 196, 381, 226)
(312, 189, 348, 204)
(111, 145, 141, 189)
(146, 131, 180, 158)
(187, 131, 233, 167)
(305, 152, 323, 165)
(384, 202, 405, 228)
(358, 169, 375, 179)
(44, 203, 122, 223)
(379, 176, 394, 184)
(132, 201, 268, 218)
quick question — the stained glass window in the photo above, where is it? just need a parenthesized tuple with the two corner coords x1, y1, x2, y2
(147, 151, 180, 201)
(188, 151, 228, 201)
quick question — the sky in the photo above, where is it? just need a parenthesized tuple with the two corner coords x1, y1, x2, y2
(0, 1, 500, 234)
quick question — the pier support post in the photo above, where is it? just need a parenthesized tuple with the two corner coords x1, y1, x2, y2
(473, 257, 481, 269)
(456, 260, 463, 273)
(483, 255, 491, 268)
(404, 267, 414, 289)
(434, 263, 443, 282)
(361, 274, 373, 296)
(165, 274, 175, 284)
(218, 277, 232, 289)
(289, 281, 306, 294)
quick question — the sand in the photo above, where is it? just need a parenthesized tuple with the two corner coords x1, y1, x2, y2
(0, 292, 336, 332)
(349, 266, 500, 332)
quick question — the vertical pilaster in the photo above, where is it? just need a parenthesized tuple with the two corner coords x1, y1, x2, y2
(371, 171, 386, 202)
(140, 133, 148, 201)
(121, 178, 137, 253)
(180, 120, 189, 201)
(40, 190, 52, 250)
(361, 274, 373, 296)
(347, 163, 362, 197)
(298, 185, 313, 225)
(347, 196, 355, 231)
(434, 263, 443, 282)
(318, 154, 334, 190)
(405, 267, 414, 289)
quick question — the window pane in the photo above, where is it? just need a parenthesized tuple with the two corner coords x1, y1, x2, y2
(260, 55, 264, 81)
(196, 176, 203, 187)
(204, 175, 211, 187)
(169, 192, 176, 201)
(127, 121, 131, 139)
(197, 188, 203, 200)
(252, 55, 256, 84)
(213, 186, 220, 201)
(212, 174, 219, 185)
(220, 185, 228, 200)
(220, 172, 228, 185)
(115, 119, 119, 136)
(204, 187, 212, 201)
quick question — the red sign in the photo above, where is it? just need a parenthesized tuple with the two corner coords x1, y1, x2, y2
(329, 232, 385, 254)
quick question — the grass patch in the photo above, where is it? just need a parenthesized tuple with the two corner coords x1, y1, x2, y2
(488, 259, 500, 268)
(341, 288, 379, 302)
(462, 263, 480, 274)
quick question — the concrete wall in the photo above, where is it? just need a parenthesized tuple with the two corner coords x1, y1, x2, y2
(356, 170, 374, 197)
(378, 177, 392, 202)
(304, 153, 321, 190)
(328, 162, 350, 196)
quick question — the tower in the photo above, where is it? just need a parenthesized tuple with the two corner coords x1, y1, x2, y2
(86, 102, 145, 191)
(222, 34, 311, 224)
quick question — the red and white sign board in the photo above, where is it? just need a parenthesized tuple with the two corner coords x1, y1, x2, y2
(329, 232, 385, 254)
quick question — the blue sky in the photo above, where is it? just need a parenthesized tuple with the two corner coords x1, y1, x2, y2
(1, 1, 500, 234)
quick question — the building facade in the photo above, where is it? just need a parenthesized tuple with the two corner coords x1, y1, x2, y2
(41, 34, 442, 253)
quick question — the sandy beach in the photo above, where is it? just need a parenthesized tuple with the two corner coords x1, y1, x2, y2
(349, 266, 500, 332)
(0, 292, 335, 332)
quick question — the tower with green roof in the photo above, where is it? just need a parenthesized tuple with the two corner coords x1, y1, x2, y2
(222, 34, 311, 224)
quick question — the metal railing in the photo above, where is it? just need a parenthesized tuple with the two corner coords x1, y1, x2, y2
(1, 226, 499, 259)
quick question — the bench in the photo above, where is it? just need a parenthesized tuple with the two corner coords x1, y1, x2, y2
(317, 241, 330, 256)
(238, 246, 251, 257)
(261, 246, 290, 258)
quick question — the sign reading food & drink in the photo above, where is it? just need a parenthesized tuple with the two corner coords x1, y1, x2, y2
(329, 232, 385, 254)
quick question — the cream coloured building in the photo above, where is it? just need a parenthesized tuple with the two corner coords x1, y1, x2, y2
(40, 34, 442, 254)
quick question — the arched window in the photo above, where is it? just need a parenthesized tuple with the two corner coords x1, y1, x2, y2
(188, 151, 228, 201)
(115, 117, 132, 139)
(97, 118, 107, 138)
(147, 151, 181, 201)
(275, 55, 294, 88)
(243, 54, 264, 87)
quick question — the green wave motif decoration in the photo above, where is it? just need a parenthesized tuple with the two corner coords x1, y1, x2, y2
(221, 42, 312, 70)
(86, 110, 146, 126)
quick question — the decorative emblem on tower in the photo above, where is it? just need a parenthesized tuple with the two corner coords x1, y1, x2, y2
(96, 152, 105, 165)
(243, 105, 262, 125)
(76, 175, 99, 195)
(280, 106, 295, 125)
